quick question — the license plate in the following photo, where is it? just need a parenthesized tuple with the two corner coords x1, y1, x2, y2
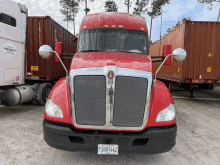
(98, 144, 118, 155)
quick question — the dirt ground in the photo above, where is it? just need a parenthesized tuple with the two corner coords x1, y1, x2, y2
(0, 87, 220, 165)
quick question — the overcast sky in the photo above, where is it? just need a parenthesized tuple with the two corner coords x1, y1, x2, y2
(13, 0, 220, 42)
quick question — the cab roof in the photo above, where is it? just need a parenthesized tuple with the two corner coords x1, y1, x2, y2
(79, 12, 148, 34)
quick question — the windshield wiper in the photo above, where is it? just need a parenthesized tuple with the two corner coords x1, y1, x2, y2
(105, 50, 116, 51)
(118, 50, 142, 54)
(80, 50, 104, 52)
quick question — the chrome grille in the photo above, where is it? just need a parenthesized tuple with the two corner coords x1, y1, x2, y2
(74, 75, 106, 126)
(70, 67, 152, 131)
(112, 76, 148, 127)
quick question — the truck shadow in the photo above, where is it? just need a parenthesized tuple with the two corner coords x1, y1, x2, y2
(171, 86, 220, 99)
(172, 88, 220, 106)
(0, 103, 44, 117)
(174, 99, 220, 114)
(60, 150, 164, 164)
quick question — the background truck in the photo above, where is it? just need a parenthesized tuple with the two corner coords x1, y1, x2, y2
(39, 12, 187, 155)
(0, 0, 77, 106)
(150, 21, 220, 97)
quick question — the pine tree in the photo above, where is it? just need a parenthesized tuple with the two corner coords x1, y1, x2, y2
(77, 0, 96, 15)
(68, 0, 79, 35)
(147, 0, 170, 41)
(104, 1, 118, 12)
(132, 0, 171, 40)
(197, 0, 220, 10)
(60, 0, 79, 34)
(133, 0, 146, 16)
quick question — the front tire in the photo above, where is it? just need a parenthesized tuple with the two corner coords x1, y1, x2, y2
(37, 83, 52, 105)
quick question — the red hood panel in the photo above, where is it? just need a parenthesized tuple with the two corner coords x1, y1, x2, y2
(70, 52, 152, 72)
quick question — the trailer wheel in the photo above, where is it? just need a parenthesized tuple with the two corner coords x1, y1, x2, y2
(197, 84, 214, 90)
(183, 83, 191, 90)
(37, 83, 52, 105)
(208, 84, 215, 90)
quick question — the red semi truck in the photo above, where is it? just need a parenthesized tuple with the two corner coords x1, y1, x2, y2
(40, 12, 187, 155)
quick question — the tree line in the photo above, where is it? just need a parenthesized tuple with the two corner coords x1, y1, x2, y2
(59, 0, 170, 37)
(59, 0, 219, 39)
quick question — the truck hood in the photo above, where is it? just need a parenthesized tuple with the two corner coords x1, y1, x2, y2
(70, 52, 152, 72)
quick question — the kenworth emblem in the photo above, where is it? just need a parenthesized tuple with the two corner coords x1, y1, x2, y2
(107, 70, 115, 85)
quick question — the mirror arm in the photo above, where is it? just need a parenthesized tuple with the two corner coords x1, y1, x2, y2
(52, 51, 69, 84)
(154, 54, 172, 87)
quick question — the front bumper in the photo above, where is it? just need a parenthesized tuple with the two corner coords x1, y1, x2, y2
(43, 119, 177, 154)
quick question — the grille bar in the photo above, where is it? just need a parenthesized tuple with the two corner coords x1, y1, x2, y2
(112, 76, 148, 127)
(74, 75, 106, 126)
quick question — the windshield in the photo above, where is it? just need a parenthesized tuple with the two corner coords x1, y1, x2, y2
(78, 28, 149, 55)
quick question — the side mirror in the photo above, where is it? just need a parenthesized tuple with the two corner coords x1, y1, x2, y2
(38, 45, 69, 84)
(154, 47, 187, 87)
(163, 44, 172, 66)
(39, 45, 53, 58)
(172, 48, 187, 62)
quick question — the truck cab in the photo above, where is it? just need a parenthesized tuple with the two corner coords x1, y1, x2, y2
(0, 0, 27, 87)
(40, 12, 186, 155)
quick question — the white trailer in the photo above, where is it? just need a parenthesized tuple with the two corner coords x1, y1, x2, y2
(0, 0, 52, 106)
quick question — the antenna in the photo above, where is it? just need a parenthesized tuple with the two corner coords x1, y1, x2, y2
(217, 8, 220, 22)
(159, 9, 163, 57)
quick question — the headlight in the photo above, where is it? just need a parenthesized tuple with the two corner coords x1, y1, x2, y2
(45, 99, 63, 118)
(156, 103, 175, 122)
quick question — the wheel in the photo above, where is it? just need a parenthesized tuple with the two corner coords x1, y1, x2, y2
(32, 83, 40, 90)
(31, 83, 41, 105)
(183, 83, 191, 90)
(208, 84, 215, 90)
(37, 83, 52, 105)
(0, 91, 9, 106)
(1, 100, 10, 106)
(164, 81, 172, 91)
(51, 81, 57, 87)
(197, 84, 212, 89)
